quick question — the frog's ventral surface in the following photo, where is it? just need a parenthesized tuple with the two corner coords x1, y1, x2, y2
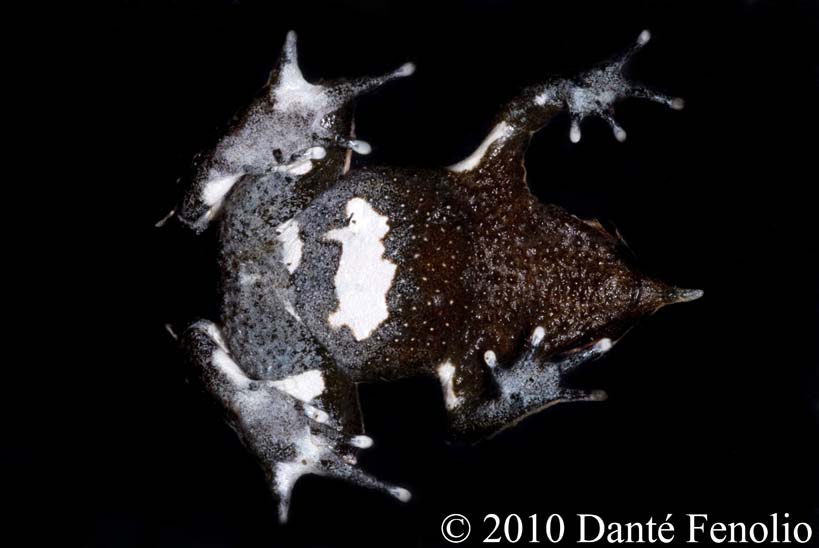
(168, 30, 700, 522)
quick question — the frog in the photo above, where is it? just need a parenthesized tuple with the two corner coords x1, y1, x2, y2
(165, 30, 701, 522)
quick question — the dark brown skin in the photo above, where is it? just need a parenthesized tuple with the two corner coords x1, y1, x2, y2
(173, 29, 700, 519)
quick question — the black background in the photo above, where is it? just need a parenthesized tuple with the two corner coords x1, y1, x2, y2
(11, 1, 818, 546)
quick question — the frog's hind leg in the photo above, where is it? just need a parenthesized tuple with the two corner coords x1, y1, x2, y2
(180, 320, 410, 522)
(441, 329, 613, 441)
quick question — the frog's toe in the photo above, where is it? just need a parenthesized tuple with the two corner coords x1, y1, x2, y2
(630, 86, 685, 110)
(329, 61, 415, 100)
(557, 388, 608, 403)
(324, 455, 412, 504)
(554, 337, 614, 374)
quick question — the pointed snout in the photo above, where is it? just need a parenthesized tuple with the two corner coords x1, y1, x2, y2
(666, 287, 704, 304)
(638, 277, 703, 314)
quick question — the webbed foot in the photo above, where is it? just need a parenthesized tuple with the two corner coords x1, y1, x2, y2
(535, 29, 684, 143)
(485, 328, 613, 409)
(446, 328, 614, 439)
(181, 320, 410, 522)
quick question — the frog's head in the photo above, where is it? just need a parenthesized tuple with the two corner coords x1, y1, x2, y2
(590, 247, 704, 347)
(535, 218, 703, 355)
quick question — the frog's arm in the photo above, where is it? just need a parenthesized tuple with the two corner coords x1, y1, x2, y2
(447, 30, 683, 186)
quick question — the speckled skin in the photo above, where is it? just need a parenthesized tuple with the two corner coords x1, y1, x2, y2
(172, 30, 699, 520)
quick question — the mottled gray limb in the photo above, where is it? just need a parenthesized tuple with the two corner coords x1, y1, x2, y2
(448, 29, 682, 183)
(181, 320, 409, 522)
(446, 335, 613, 439)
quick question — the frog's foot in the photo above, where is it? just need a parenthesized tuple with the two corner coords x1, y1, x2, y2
(485, 329, 612, 409)
(272, 429, 411, 522)
(542, 29, 684, 143)
(181, 320, 410, 522)
(446, 329, 613, 439)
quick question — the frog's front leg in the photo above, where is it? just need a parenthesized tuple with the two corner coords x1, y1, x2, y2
(447, 30, 682, 182)
(180, 320, 410, 522)
(440, 328, 613, 440)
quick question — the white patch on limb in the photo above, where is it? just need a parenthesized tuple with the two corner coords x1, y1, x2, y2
(447, 122, 513, 172)
(212, 349, 251, 389)
(203, 322, 229, 353)
(276, 218, 303, 274)
(325, 198, 397, 341)
(283, 300, 302, 322)
(270, 369, 325, 403)
(273, 55, 328, 112)
(201, 173, 243, 219)
(437, 361, 461, 410)
(274, 288, 302, 322)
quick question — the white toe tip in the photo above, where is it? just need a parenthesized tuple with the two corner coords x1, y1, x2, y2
(671, 97, 685, 110)
(598, 338, 613, 352)
(350, 435, 374, 449)
(390, 487, 412, 502)
(531, 326, 546, 346)
(395, 62, 416, 77)
(569, 127, 582, 143)
(614, 128, 627, 142)
(638, 30, 651, 45)
(349, 140, 372, 155)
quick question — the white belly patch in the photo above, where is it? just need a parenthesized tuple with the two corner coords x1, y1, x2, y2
(324, 197, 397, 341)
